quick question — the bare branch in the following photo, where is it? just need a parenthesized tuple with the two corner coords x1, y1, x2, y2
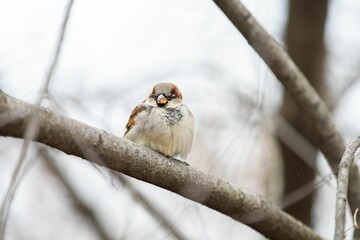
(0, 92, 322, 240)
(0, 148, 45, 239)
(212, 0, 343, 172)
(212, 0, 360, 225)
(281, 173, 332, 210)
(42, 0, 74, 95)
(115, 174, 190, 240)
(41, 148, 113, 240)
(276, 115, 318, 172)
(0, 1, 74, 238)
(334, 136, 360, 240)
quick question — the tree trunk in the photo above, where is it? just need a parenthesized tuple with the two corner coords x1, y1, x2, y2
(281, 0, 329, 226)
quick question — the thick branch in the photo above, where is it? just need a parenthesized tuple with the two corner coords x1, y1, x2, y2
(213, 0, 360, 221)
(213, 0, 343, 170)
(0, 92, 322, 239)
(334, 136, 360, 240)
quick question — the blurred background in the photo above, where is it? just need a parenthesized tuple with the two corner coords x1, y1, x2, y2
(0, 0, 360, 239)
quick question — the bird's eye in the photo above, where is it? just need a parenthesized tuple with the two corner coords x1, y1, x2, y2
(167, 94, 176, 100)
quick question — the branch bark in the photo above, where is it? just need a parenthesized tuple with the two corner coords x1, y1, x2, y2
(334, 136, 360, 240)
(212, 0, 360, 224)
(0, 92, 322, 240)
(212, 0, 343, 171)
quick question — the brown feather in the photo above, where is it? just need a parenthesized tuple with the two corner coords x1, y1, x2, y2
(171, 86, 182, 99)
(124, 103, 146, 136)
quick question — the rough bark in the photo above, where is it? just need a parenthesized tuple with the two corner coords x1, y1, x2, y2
(212, 0, 344, 169)
(212, 0, 360, 227)
(0, 91, 322, 240)
(334, 136, 360, 240)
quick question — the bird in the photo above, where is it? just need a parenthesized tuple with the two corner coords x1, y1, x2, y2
(124, 82, 194, 161)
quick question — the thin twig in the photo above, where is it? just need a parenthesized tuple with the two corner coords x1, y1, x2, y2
(40, 148, 112, 240)
(115, 174, 190, 240)
(334, 136, 360, 240)
(354, 208, 359, 229)
(276, 115, 335, 208)
(42, 0, 74, 95)
(88, 163, 190, 240)
(281, 173, 333, 209)
(0, 1, 74, 238)
(276, 115, 324, 177)
(0, 148, 45, 234)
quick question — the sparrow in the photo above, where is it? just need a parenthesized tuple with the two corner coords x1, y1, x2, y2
(124, 82, 194, 160)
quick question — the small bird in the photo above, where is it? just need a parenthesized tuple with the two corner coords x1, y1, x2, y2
(124, 82, 194, 160)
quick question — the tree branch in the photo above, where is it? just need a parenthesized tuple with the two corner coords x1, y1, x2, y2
(212, 0, 360, 223)
(115, 174, 190, 240)
(0, 0, 74, 238)
(334, 136, 360, 240)
(41, 148, 113, 240)
(0, 92, 322, 239)
(213, 0, 343, 172)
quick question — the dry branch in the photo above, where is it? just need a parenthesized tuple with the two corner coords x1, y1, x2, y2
(0, 92, 322, 240)
(115, 174, 190, 240)
(41, 148, 113, 240)
(213, 0, 343, 171)
(334, 136, 360, 240)
(0, 1, 74, 238)
(213, 0, 360, 222)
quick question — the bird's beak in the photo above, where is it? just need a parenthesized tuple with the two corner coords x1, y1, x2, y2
(156, 94, 168, 106)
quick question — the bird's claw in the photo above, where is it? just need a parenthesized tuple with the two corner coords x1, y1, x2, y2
(168, 156, 189, 166)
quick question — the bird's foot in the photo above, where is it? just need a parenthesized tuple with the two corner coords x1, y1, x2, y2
(168, 156, 189, 166)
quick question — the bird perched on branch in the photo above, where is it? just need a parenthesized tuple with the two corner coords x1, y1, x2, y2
(124, 82, 194, 161)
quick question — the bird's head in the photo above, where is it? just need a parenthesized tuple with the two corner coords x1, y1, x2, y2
(147, 82, 183, 108)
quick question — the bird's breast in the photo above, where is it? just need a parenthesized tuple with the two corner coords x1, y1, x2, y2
(164, 108, 183, 125)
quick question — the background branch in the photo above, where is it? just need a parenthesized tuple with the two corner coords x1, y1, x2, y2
(41, 148, 113, 240)
(0, 92, 322, 240)
(213, 0, 360, 225)
(280, 0, 328, 225)
(0, 0, 74, 238)
(335, 136, 360, 240)
(114, 174, 190, 240)
(212, 0, 343, 172)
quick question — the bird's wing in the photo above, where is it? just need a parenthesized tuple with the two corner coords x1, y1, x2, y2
(124, 102, 147, 136)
